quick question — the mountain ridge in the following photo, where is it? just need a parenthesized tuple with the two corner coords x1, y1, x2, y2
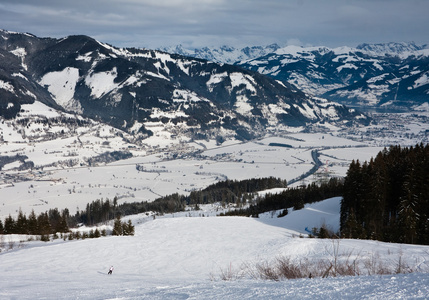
(163, 42, 429, 110)
(0, 29, 368, 144)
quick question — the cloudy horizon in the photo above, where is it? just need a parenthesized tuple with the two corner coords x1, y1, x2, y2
(1, 0, 428, 50)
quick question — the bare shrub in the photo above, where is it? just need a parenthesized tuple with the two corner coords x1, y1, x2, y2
(362, 251, 392, 275)
(276, 257, 306, 279)
(256, 261, 280, 281)
(214, 240, 420, 282)
(395, 249, 412, 274)
(218, 262, 242, 281)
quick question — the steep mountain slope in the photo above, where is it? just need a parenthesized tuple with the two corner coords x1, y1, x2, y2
(165, 42, 429, 110)
(0, 30, 368, 143)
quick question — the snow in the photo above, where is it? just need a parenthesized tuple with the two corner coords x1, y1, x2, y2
(39, 67, 80, 108)
(268, 103, 289, 114)
(206, 72, 228, 91)
(230, 72, 257, 95)
(150, 106, 188, 118)
(1, 198, 428, 299)
(85, 67, 119, 98)
(0, 79, 15, 94)
(172, 89, 208, 103)
(332, 88, 380, 106)
(256, 196, 341, 234)
(76, 52, 93, 62)
(336, 63, 358, 73)
(146, 70, 170, 81)
(414, 102, 429, 111)
(412, 72, 429, 89)
(298, 103, 317, 120)
(367, 73, 389, 84)
(10, 47, 28, 70)
(234, 95, 253, 115)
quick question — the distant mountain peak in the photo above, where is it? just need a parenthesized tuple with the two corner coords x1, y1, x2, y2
(158, 43, 283, 64)
(356, 42, 423, 55)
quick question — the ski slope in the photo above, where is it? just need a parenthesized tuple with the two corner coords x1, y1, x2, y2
(1, 198, 428, 299)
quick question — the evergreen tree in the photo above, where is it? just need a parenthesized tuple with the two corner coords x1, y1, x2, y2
(112, 216, 123, 236)
(16, 209, 28, 234)
(125, 220, 135, 236)
(4, 214, 16, 234)
(56, 210, 69, 233)
(37, 212, 51, 235)
(0, 219, 4, 234)
(341, 160, 362, 233)
(28, 210, 39, 235)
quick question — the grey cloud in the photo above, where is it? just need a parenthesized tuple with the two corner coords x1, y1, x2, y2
(0, 0, 428, 49)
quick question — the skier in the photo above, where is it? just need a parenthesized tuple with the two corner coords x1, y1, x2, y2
(108, 266, 114, 275)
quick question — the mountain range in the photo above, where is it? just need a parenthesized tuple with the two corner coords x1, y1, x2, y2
(0, 29, 368, 143)
(162, 42, 429, 111)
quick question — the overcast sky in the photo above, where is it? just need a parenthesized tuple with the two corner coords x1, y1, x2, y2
(1, 0, 428, 50)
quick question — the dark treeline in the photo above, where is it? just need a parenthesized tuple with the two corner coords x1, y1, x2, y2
(79, 177, 286, 220)
(341, 143, 429, 245)
(0, 208, 70, 237)
(187, 177, 287, 206)
(116, 193, 187, 216)
(15, 116, 92, 127)
(222, 178, 344, 217)
(75, 177, 286, 224)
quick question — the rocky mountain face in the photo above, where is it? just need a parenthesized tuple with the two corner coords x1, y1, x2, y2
(166, 42, 429, 111)
(0, 30, 368, 143)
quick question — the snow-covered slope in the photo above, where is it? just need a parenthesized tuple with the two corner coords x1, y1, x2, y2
(1, 198, 428, 299)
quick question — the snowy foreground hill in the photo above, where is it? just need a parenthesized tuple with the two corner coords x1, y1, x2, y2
(1, 198, 429, 299)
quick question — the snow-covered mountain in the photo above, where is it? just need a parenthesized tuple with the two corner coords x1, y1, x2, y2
(159, 43, 281, 65)
(165, 43, 429, 110)
(0, 30, 369, 143)
(356, 42, 427, 55)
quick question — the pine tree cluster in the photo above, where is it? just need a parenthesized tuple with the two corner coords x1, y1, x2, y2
(0, 208, 69, 235)
(188, 177, 287, 206)
(341, 143, 429, 244)
(72, 198, 118, 226)
(112, 217, 135, 236)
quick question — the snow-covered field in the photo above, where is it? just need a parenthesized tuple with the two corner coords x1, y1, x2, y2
(0, 136, 379, 219)
(1, 198, 428, 299)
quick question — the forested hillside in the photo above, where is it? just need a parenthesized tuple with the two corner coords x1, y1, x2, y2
(341, 144, 429, 244)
